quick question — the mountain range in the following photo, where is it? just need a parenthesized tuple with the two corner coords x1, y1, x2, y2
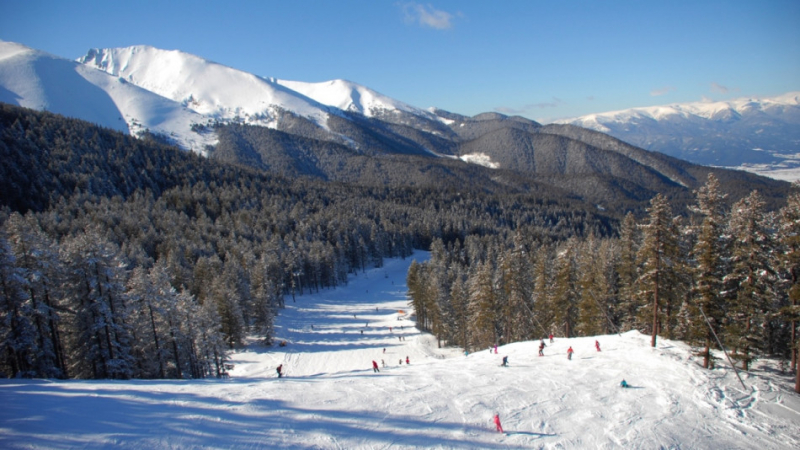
(558, 93, 800, 180)
(0, 41, 791, 213)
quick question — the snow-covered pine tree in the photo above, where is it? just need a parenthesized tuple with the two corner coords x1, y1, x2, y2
(687, 174, 729, 369)
(724, 191, 775, 370)
(777, 189, 800, 392)
(61, 229, 135, 379)
(634, 194, 683, 347)
(0, 228, 36, 378)
(4, 213, 67, 378)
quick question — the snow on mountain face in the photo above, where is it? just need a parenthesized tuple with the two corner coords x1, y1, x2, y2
(275, 78, 436, 120)
(0, 41, 216, 153)
(79, 46, 335, 130)
(559, 93, 800, 180)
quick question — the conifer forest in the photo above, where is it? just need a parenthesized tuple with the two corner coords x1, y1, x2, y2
(1, 103, 798, 390)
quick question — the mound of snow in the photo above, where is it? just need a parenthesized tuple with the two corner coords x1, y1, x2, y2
(2, 251, 799, 449)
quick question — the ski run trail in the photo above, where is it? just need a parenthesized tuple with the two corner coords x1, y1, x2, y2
(2, 251, 800, 449)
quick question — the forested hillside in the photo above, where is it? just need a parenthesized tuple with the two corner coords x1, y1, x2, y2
(408, 181, 800, 388)
(1, 103, 797, 388)
(0, 103, 612, 379)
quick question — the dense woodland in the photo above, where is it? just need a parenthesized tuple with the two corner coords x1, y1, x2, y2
(1, 103, 798, 391)
(408, 177, 800, 392)
(0, 104, 612, 379)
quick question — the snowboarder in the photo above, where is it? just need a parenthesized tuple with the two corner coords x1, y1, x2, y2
(372, 360, 379, 373)
(620, 379, 629, 388)
(595, 340, 601, 352)
(549, 333, 554, 343)
(406, 356, 410, 365)
(567, 346, 574, 360)
(276, 364, 283, 378)
(502, 356, 508, 367)
(538, 341, 545, 356)
(493, 413, 504, 433)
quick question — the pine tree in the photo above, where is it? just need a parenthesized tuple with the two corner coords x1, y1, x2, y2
(551, 238, 579, 338)
(468, 260, 498, 349)
(687, 174, 729, 369)
(634, 194, 682, 347)
(496, 234, 534, 343)
(4, 213, 67, 378)
(0, 230, 35, 377)
(777, 190, 800, 392)
(724, 191, 775, 370)
(616, 213, 639, 332)
(61, 229, 135, 379)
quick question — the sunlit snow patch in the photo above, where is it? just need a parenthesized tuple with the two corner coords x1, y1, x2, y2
(459, 152, 499, 169)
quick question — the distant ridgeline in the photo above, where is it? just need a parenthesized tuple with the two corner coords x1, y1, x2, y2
(0, 103, 797, 381)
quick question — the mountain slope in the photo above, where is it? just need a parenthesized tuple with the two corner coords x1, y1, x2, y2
(0, 41, 215, 152)
(3, 253, 798, 449)
(559, 93, 800, 175)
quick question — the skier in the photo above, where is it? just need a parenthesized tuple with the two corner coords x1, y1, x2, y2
(595, 340, 601, 352)
(567, 346, 574, 360)
(383, 348, 386, 354)
(372, 360, 380, 373)
(502, 356, 508, 367)
(406, 356, 410, 365)
(494, 344, 498, 354)
(276, 364, 283, 378)
(538, 340, 545, 356)
(549, 333, 554, 343)
(493, 413, 504, 433)
(381, 359, 386, 368)
(620, 379, 629, 388)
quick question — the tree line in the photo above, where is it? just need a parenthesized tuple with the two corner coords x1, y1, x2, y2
(408, 175, 800, 392)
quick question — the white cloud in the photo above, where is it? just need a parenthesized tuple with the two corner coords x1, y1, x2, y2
(650, 86, 676, 97)
(400, 2, 455, 30)
(710, 82, 730, 94)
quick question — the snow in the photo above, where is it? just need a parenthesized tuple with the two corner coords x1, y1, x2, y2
(275, 78, 434, 121)
(0, 41, 216, 154)
(79, 46, 335, 131)
(459, 152, 500, 169)
(560, 92, 800, 127)
(2, 251, 799, 449)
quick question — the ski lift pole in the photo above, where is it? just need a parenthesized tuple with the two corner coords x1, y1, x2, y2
(699, 306, 748, 391)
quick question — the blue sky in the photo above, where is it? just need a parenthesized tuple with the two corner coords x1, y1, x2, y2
(2, 0, 798, 122)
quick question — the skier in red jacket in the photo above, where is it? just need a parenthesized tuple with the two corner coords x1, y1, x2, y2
(595, 340, 601, 352)
(372, 360, 379, 373)
(493, 413, 504, 433)
(567, 346, 574, 360)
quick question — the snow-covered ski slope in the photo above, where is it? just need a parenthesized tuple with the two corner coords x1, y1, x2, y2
(2, 251, 799, 449)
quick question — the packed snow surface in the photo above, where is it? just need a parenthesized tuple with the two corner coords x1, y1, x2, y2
(2, 252, 800, 449)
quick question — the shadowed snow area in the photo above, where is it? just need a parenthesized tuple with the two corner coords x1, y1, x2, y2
(2, 250, 800, 449)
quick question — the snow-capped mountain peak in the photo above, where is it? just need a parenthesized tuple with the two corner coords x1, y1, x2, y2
(275, 78, 435, 120)
(78, 45, 335, 129)
(558, 92, 800, 179)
